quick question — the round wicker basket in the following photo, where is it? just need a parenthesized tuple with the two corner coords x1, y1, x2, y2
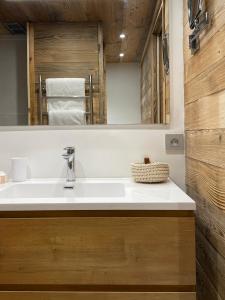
(131, 162, 169, 183)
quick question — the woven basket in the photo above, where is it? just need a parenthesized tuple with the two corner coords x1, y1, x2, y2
(131, 162, 169, 183)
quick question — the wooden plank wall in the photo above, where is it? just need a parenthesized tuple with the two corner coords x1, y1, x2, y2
(184, 0, 225, 299)
(140, 31, 157, 123)
(140, 0, 169, 124)
(28, 22, 105, 125)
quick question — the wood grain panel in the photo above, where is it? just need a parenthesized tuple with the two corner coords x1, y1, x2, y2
(27, 23, 35, 125)
(186, 158, 225, 210)
(97, 23, 105, 124)
(186, 130, 225, 168)
(141, 34, 157, 123)
(184, 54, 225, 104)
(140, 0, 169, 124)
(196, 261, 223, 300)
(184, 0, 225, 299)
(0, 0, 157, 63)
(0, 292, 196, 300)
(183, 0, 225, 64)
(196, 229, 225, 299)
(35, 50, 98, 64)
(187, 186, 225, 260)
(0, 216, 195, 286)
(185, 22, 225, 84)
(28, 22, 105, 125)
(185, 89, 225, 130)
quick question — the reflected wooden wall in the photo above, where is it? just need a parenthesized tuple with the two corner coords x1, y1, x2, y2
(140, 0, 169, 124)
(27, 22, 106, 125)
(184, 0, 225, 299)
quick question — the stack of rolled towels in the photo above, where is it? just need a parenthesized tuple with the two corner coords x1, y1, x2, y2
(46, 78, 86, 126)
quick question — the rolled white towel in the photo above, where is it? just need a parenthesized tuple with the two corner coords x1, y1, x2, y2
(46, 78, 85, 97)
(47, 98, 85, 112)
(48, 109, 86, 126)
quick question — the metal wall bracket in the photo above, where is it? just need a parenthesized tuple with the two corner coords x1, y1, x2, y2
(189, 11, 210, 55)
(162, 33, 169, 75)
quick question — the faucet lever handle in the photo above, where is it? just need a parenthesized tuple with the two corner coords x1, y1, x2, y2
(64, 147, 75, 154)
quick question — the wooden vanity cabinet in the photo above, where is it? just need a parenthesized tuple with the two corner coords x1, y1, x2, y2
(0, 292, 196, 300)
(0, 211, 196, 299)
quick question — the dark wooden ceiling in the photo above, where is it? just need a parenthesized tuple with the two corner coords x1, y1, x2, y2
(0, 0, 157, 62)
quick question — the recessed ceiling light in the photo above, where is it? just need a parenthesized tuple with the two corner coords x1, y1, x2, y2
(120, 33, 126, 39)
(119, 53, 125, 58)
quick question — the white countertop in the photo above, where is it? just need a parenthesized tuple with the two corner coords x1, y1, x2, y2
(0, 178, 196, 211)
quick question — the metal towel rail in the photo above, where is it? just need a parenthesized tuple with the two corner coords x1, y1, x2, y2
(38, 75, 94, 125)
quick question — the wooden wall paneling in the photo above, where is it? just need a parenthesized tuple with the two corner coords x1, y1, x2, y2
(0, 292, 196, 300)
(140, 5, 159, 124)
(196, 261, 223, 300)
(140, 0, 170, 124)
(196, 228, 225, 298)
(186, 130, 225, 168)
(183, 0, 225, 65)
(141, 38, 155, 123)
(184, 0, 225, 104)
(27, 22, 36, 125)
(28, 22, 105, 125)
(189, 190, 225, 300)
(97, 22, 105, 124)
(185, 21, 225, 84)
(184, 0, 225, 298)
(185, 54, 225, 105)
(0, 0, 157, 63)
(0, 216, 195, 286)
(187, 186, 225, 260)
(102, 0, 157, 63)
(140, 0, 161, 124)
(186, 157, 225, 210)
(151, 35, 158, 123)
(185, 90, 225, 130)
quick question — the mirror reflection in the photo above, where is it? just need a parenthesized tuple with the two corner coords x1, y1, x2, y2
(0, 0, 170, 126)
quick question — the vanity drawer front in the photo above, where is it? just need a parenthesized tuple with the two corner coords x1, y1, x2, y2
(0, 292, 196, 300)
(0, 216, 195, 286)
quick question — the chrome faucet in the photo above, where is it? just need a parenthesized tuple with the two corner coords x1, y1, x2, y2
(62, 147, 75, 186)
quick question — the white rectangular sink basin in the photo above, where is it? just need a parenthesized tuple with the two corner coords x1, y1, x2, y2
(0, 182, 125, 198)
(0, 178, 196, 211)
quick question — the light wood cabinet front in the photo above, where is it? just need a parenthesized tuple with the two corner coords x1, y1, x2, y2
(0, 216, 195, 287)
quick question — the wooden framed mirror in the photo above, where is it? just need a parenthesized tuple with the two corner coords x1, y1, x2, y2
(0, 0, 170, 127)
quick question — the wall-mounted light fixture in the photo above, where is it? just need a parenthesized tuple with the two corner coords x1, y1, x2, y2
(188, 0, 210, 54)
(119, 53, 125, 58)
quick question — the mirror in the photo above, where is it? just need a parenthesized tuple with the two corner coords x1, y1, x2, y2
(0, 0, 170, 127)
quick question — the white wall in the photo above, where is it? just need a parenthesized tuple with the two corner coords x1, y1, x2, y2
(169, 0, 184, 131)
(0, 129, 184, 188)
(106, 63, 141, 124)
(0, 36, 27, 125)
(0, 0, 185, 189)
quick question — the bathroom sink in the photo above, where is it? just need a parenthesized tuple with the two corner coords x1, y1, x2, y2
(0, 178, 196, 211)
(0, 181, 125, 198)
